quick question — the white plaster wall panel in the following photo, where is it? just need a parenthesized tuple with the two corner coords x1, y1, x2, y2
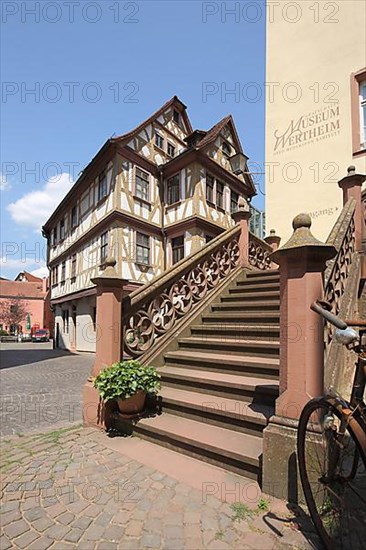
(75, 297, 96, 353)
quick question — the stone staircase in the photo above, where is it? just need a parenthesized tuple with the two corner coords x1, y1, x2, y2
(133, 269, 280, 481)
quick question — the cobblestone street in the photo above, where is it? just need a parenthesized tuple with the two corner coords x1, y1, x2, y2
(0, 426, 320, 549)
(0, 343, 94, 436)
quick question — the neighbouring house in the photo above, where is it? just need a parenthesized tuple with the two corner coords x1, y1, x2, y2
(43, 96, 257, 352)
(265, 1, 366, 242)
(0, 271, 53, 336)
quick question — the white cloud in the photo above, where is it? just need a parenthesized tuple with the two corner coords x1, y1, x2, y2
(29, 265, 49, 279)
(0, 172, 11, 191)
(7, 173, 74, 232)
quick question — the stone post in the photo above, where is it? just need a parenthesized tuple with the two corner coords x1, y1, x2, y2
(338, 165, 366, 253)
(83, 258, 128, 429)
(232, 197, 251, 267)
(265, 229, 281, 252)
(262, 214, 337, 502)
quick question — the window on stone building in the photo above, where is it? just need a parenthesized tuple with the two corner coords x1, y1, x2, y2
(351, 69, 366, 154)
(360, 80, 366, 149)
(173, 109, 180, 124)
(216, 182, 224, 209)
(61, 261, 66, 282)
(167, 142, 176, 158)
(71, 206, 78, 228)
(135, 168, 150, 202)
(98, 170, 108, 202)
(155, 132, 164, 149)
(52, 266, 58, 285)
(230, 191, 239, 213)
(136, 232, 150, 265)
(206, 174, 214, 204)
(60, 219, 65, 240)
(222, 141, 232, 156)
(71, 254, 77, 279)
(172, 236, 184, 265)
(52, 227, 57, 245)
(167, 174, 180, 205)
(100, 232, 108, 264)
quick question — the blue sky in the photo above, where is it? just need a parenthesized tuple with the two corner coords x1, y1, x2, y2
(1, 0, 266, 279)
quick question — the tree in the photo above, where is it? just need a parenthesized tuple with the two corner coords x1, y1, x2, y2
(0, 297, 29, 332)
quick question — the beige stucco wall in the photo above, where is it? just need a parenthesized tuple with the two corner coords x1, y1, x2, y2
(266, 0, 366, 243)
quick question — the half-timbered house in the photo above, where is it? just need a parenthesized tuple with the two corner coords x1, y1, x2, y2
(43, 96, 256, 351)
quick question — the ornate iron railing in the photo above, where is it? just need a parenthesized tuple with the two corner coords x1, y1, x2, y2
(122, 226, 274, 358)
(323, 198, 356, 350)
(249, 233, 273, 270)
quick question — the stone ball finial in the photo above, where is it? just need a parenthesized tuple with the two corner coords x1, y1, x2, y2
(292, 213, 312, 231)
(104, 256, 117, 268)
(347, 165, 356, 175)
(270, 229, 276, 236)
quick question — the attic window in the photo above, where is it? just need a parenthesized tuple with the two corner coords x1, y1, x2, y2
(222, 142, 232, 156)
(173, 109, 180, 124)
(155, 132, 164, 149)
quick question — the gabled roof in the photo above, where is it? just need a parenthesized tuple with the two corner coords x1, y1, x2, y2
(196, 115, 244, 153)
(0, 280, 46, 299)
(115, 95, 193, 144)
(15, 271, 43, 283)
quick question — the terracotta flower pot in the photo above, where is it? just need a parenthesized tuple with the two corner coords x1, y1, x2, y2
(116, 390, 146, 416)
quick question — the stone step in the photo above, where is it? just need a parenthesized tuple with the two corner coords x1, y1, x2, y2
(229, 283, 280, 293)
(212, 300, 280, 312)
(163, 350, 279, 378)
(220, 291, 280, 302)
(159, 366, 279, 405)
(202, 311, 280, 324)
(177, 337, 279, 358)
(160, 386, 273, 436)
(134, 413, 263, 478)
(190, 324, 280, 341)
(237, 275, 280, 286)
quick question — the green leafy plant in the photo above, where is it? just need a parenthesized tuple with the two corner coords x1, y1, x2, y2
(230, 502, 254, 522)
(257, 497, 270, 512)
(93, 360, 161, 402)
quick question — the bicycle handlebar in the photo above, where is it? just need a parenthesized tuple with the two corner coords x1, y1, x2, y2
(310, 300, 348, 330)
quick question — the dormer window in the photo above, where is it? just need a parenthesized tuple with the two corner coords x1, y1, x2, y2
(222, 142, 232, 156)
(173, 109, 180, 124)
(155, 132, 164, 149)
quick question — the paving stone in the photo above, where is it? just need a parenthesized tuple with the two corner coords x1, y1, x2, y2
(104, 524, 125, 541)
(57, 511, 75, 525)
(1, 509, 22, 525)
(13, 530, 40, 549)
(162, 538, 185, 550)
(97, 543, 118, 550)
(140, 532, 161, 548)
(32, 516, 55, 532)
(44, 524, 71, 540)
(24, 507, 46, 522)
(125, 520, 143, 537)
(83, 524, 106, 541)
(27, 537, 54, 550)
(64, 527, 84, 543)
(3, 519, 29, 539)
(72, 515, 93, 530)
(0, 535, 12, 550)
(95, 511, 114, 527)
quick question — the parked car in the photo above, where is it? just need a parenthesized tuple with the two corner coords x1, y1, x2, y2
(19, 333, 32, 342)
(32, 329, 50, 342)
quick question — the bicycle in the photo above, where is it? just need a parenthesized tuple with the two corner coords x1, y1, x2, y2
(297, 300, 366, 550)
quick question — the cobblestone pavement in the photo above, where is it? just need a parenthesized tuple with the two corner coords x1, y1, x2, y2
(0, 343, 94, 436)
(0, 426, 321, 549)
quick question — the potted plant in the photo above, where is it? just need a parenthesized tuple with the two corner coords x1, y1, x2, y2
(93, 360, 161, 416)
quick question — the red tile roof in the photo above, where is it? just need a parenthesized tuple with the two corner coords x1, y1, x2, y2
(0, 280, 46, 299)
(15, 271, 43, 283)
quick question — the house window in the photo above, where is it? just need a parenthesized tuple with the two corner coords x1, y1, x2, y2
(135, 168, 149, 202)
(100, 232, 108, 264)
(71, 206, 78, 228)
(60, 219, 65, 240)
(136, 232, 150, 265)
(98, 170, 108, 202)
(230, 191, 239, 213)
(61, 261, 66, 282)
(173, 109, 180, 124)
(155, 132, 164, 149)
(222, 142, 232, 156)
(360, 80, 366, 149)
(52, 227, 57, 245)
(71, 254, 77, 279)
(52, 266, 58, 285)
(167, 142, 176, 158)
(172, 236, 185, 265)
(217, 182, 224, 209)
(167, 174, 180, 205)
(206, 174, 214, 204)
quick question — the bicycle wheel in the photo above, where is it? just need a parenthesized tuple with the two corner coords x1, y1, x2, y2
(297, 397, 366, 550)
